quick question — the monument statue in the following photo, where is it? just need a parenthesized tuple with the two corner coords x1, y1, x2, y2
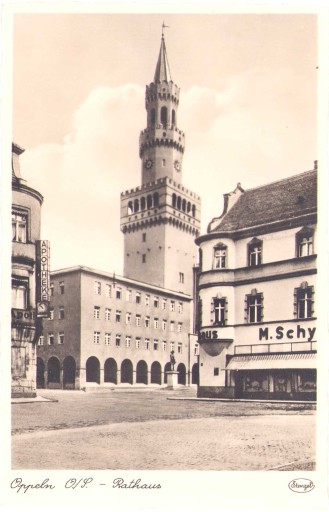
(170, 350, 176, 371)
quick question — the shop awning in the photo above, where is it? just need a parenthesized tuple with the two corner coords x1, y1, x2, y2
(226, 352, 316, 371)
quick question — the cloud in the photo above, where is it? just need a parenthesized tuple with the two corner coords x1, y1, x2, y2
(20, 70, 316, 274)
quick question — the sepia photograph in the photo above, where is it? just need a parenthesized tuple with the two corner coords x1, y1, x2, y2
(2, 3, 328, 512)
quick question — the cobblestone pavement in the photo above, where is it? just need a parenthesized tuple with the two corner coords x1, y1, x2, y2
(11, 389, 316, 470)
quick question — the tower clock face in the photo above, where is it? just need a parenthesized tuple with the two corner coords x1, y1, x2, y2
(174, 160, 181, 171)
(145, 159, 153, 170)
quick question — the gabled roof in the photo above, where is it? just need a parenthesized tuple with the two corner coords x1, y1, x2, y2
(154, 34, 172, 82)
(208, 168, 317, 234)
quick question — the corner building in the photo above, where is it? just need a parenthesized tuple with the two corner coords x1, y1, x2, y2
(196, 165, 317, 400)
(120, 33, 201, 295)
(38, 266, 199, 389)
(12, 143, 44, 397)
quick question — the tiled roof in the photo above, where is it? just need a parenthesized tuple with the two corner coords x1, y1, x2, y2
(208, 169, 317, 233)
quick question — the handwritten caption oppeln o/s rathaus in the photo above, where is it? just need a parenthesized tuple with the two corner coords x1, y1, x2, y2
(10, 477, 161, 494)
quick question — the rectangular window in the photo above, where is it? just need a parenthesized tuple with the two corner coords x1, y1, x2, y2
(115, 334, 121, 347)
(154, 318, 159, 329)
(126, 289, 132, 301)
(170, 300, 175, 312)
(58, 332, 64, 345)
(142, 254, 146, 263)
(162, 320, 167, 331)
(296, 286, 314, 319)
(246, 293, 263, 323)
(105, 308, 111, 321)
(214, 367, 219, 376)
(145, 316, 150, 328)
(116, 287, 122, 300)
(170, 341, 175, 352)
(135, 337, 141, 349)
(145, 338, 150, 350)
(136, 292, 141, 304)
(59, 282, 65, 294)
(94, 281, 101, 295)
(214, 246, 227, 269)
(116, 310, 121, 322)
(170, 321, 175, 332)
(11, 277, 28, 309)
(106, 284, 112, 297)
(194, 344, 199, 356)
(125, 336, 131, 348)
(136, 314, 141, 326)
(49, 308, 54, 320)
(50, 283, 54, 296)
(59, 306, 65, 320)
(177, 342, 183, 354)
(162, 298, 167, 310)
(179, 272, 184, 283)
(154, 296, 159, 308)
(298, 235, 314, 257)
(213, 298, 226, 326)
(48, 333, 54, 346)
(94, 306, 100, 319)
(178, 302, 183, 314)
(248, 241, 262, 267)
(93, 331, 100, 344)
(12, 211, 27, 243)
(153, 340, 158, 351)
(145, 294, 150, 306)
(162, 341, 167, 351)
(38, 336, 45, 347)
(126, 312, 131, 325)
(177, 322, 183, 333)
(142, 233, 146, 242)
(105, 332, 111, 345)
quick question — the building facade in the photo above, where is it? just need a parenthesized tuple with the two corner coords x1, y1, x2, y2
(120, 32, 201, 295)
(12, 142, 45, 397)
(195, 166, 317, 401)
(38, 266, 199, 389)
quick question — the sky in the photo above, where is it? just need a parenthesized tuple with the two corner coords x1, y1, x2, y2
(12, 12, 318, 275)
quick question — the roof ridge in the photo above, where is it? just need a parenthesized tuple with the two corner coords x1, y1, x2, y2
(244, 168, 317, 194)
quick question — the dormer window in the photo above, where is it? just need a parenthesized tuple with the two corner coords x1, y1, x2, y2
(213, 244, 227, 269)
(248, 238, 262, 267)
(296, 227, 314, 257)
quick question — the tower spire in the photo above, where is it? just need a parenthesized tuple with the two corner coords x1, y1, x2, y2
(154, 25, 172, 82)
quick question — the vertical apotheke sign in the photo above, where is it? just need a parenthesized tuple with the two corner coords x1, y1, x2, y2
(36, 240, 50, 317)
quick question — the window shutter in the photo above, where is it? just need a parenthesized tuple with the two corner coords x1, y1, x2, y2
(260, 293, 264, 322)
(311, 286, 315, 316)
(244, 295, 248, 323)
(224, 297, 228, 326)
(210, 298, 214, 323)
(293, 288, 298, 318)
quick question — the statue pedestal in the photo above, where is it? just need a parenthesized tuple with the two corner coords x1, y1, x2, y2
(166, 371, 179, 390)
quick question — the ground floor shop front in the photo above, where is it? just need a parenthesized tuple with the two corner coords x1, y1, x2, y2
(197, 348, 317, 401)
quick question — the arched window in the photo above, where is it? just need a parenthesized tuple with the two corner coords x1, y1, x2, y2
(147, 194, 153, 209)
(127, 201, 133, 215)
(192, 204, 196, 217)
(187, 202, 191, 213)
(177, 196, 181, 210)
(161, 107, 168, 128)
(182, 199, 186, 212)
(153, 192, 159, 207)
(140, 197, 146, 211)
(172, 193, 177, 208)
(151, 108, 156, 126)
(248, 238, 262, 267)
(172, 109, 176, 126)
(134, 199, 139, 213)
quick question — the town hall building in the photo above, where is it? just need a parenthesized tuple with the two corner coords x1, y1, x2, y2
(37, 31, 200, 390)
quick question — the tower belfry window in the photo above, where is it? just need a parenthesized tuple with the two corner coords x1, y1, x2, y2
(151, 108, 156, 126)
(172, 109, 176, 126)
(161, 107, 168, 128)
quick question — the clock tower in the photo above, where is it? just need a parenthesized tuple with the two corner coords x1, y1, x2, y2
(120, 31, 201, 295)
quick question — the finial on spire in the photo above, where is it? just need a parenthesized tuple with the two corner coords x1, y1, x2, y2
(162, 21, 169, 38)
